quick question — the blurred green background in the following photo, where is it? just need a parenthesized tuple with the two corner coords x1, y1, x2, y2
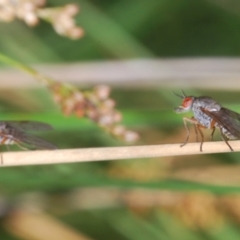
(1, 0, 240, 239)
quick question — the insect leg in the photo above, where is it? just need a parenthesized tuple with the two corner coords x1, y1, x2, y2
(15, 142, 31, 151)
(181, 117, 199, 147)
(196, 125, 204, 152)
(193, 124, 198, 142)
(219, 128, 234, 152)
(210, 127, 216, 141)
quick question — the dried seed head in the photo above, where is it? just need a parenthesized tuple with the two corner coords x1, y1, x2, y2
(68, 26, 84, 39)
(112, 125, 126, 135)
(123, 131, 139, 142)
(103, 99, 115, 109)
(112, 111, 122, 123)
(98, 114, 114, 126)
(94, 85, 111, 100)
(48, 80, 138, 143)
(0, 5, 15, 21)
(0, 1, 84, 39)
(86, 109, 98, 120)
(24, 12, 39, 26)
(73, 91, 84, 102)
(64, 4, 79, 16)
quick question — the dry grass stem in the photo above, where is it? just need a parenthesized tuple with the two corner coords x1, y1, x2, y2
(1, 141, 240, 167)
(1, 58, 240, 89)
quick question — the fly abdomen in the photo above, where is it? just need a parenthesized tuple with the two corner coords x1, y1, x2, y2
(221, 127, 237, 140)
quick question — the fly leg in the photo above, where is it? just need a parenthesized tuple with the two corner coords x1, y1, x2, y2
(181, 117, 207, 151)
(15, 142, 30, 151)
(219, 128, 234, 152)
(0, 134, 9, 165)
(210, 127, 215, 141)
(193, 124, 199, 142)
(195, 124, 204, 152)
(181, 117, 199, 147)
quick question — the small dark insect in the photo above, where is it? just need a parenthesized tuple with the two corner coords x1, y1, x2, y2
(174, 90, 240, 151)
(0, 120, 57, 150)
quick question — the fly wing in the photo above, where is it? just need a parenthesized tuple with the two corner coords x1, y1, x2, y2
(16, 132, 57, 150)
(200, 107, 240, 138)
(2, 121, 54, 132)
(0, 122, 57, 149)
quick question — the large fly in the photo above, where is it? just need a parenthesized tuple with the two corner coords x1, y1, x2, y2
(0, 120, 57, 150)
(174, 91, 240, 151)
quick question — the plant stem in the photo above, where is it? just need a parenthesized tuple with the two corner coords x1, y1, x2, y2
(0, 52, 53, 86)
(1, 141, 238, 167)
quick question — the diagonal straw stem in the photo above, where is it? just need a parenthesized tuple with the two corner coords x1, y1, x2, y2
(0, 52, 53, 86)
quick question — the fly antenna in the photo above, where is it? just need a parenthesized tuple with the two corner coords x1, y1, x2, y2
(172, 91, 184, 99)
(181, 89, 187, 97)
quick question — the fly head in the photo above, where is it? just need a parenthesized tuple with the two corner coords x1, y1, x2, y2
(173, 90, 195, 113)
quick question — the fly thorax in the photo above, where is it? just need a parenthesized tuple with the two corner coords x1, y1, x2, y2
(192, 97, 221, 128)
(193, 96, 221, 111)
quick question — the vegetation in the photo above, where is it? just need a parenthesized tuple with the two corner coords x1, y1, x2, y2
(1, 0, 240, 239)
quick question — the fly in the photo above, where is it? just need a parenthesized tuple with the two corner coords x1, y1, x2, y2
(174, 90, 240, 152)
(0, 120, 57, 150)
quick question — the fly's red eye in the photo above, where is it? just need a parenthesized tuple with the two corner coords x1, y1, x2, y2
(182, 97, 193, 108)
